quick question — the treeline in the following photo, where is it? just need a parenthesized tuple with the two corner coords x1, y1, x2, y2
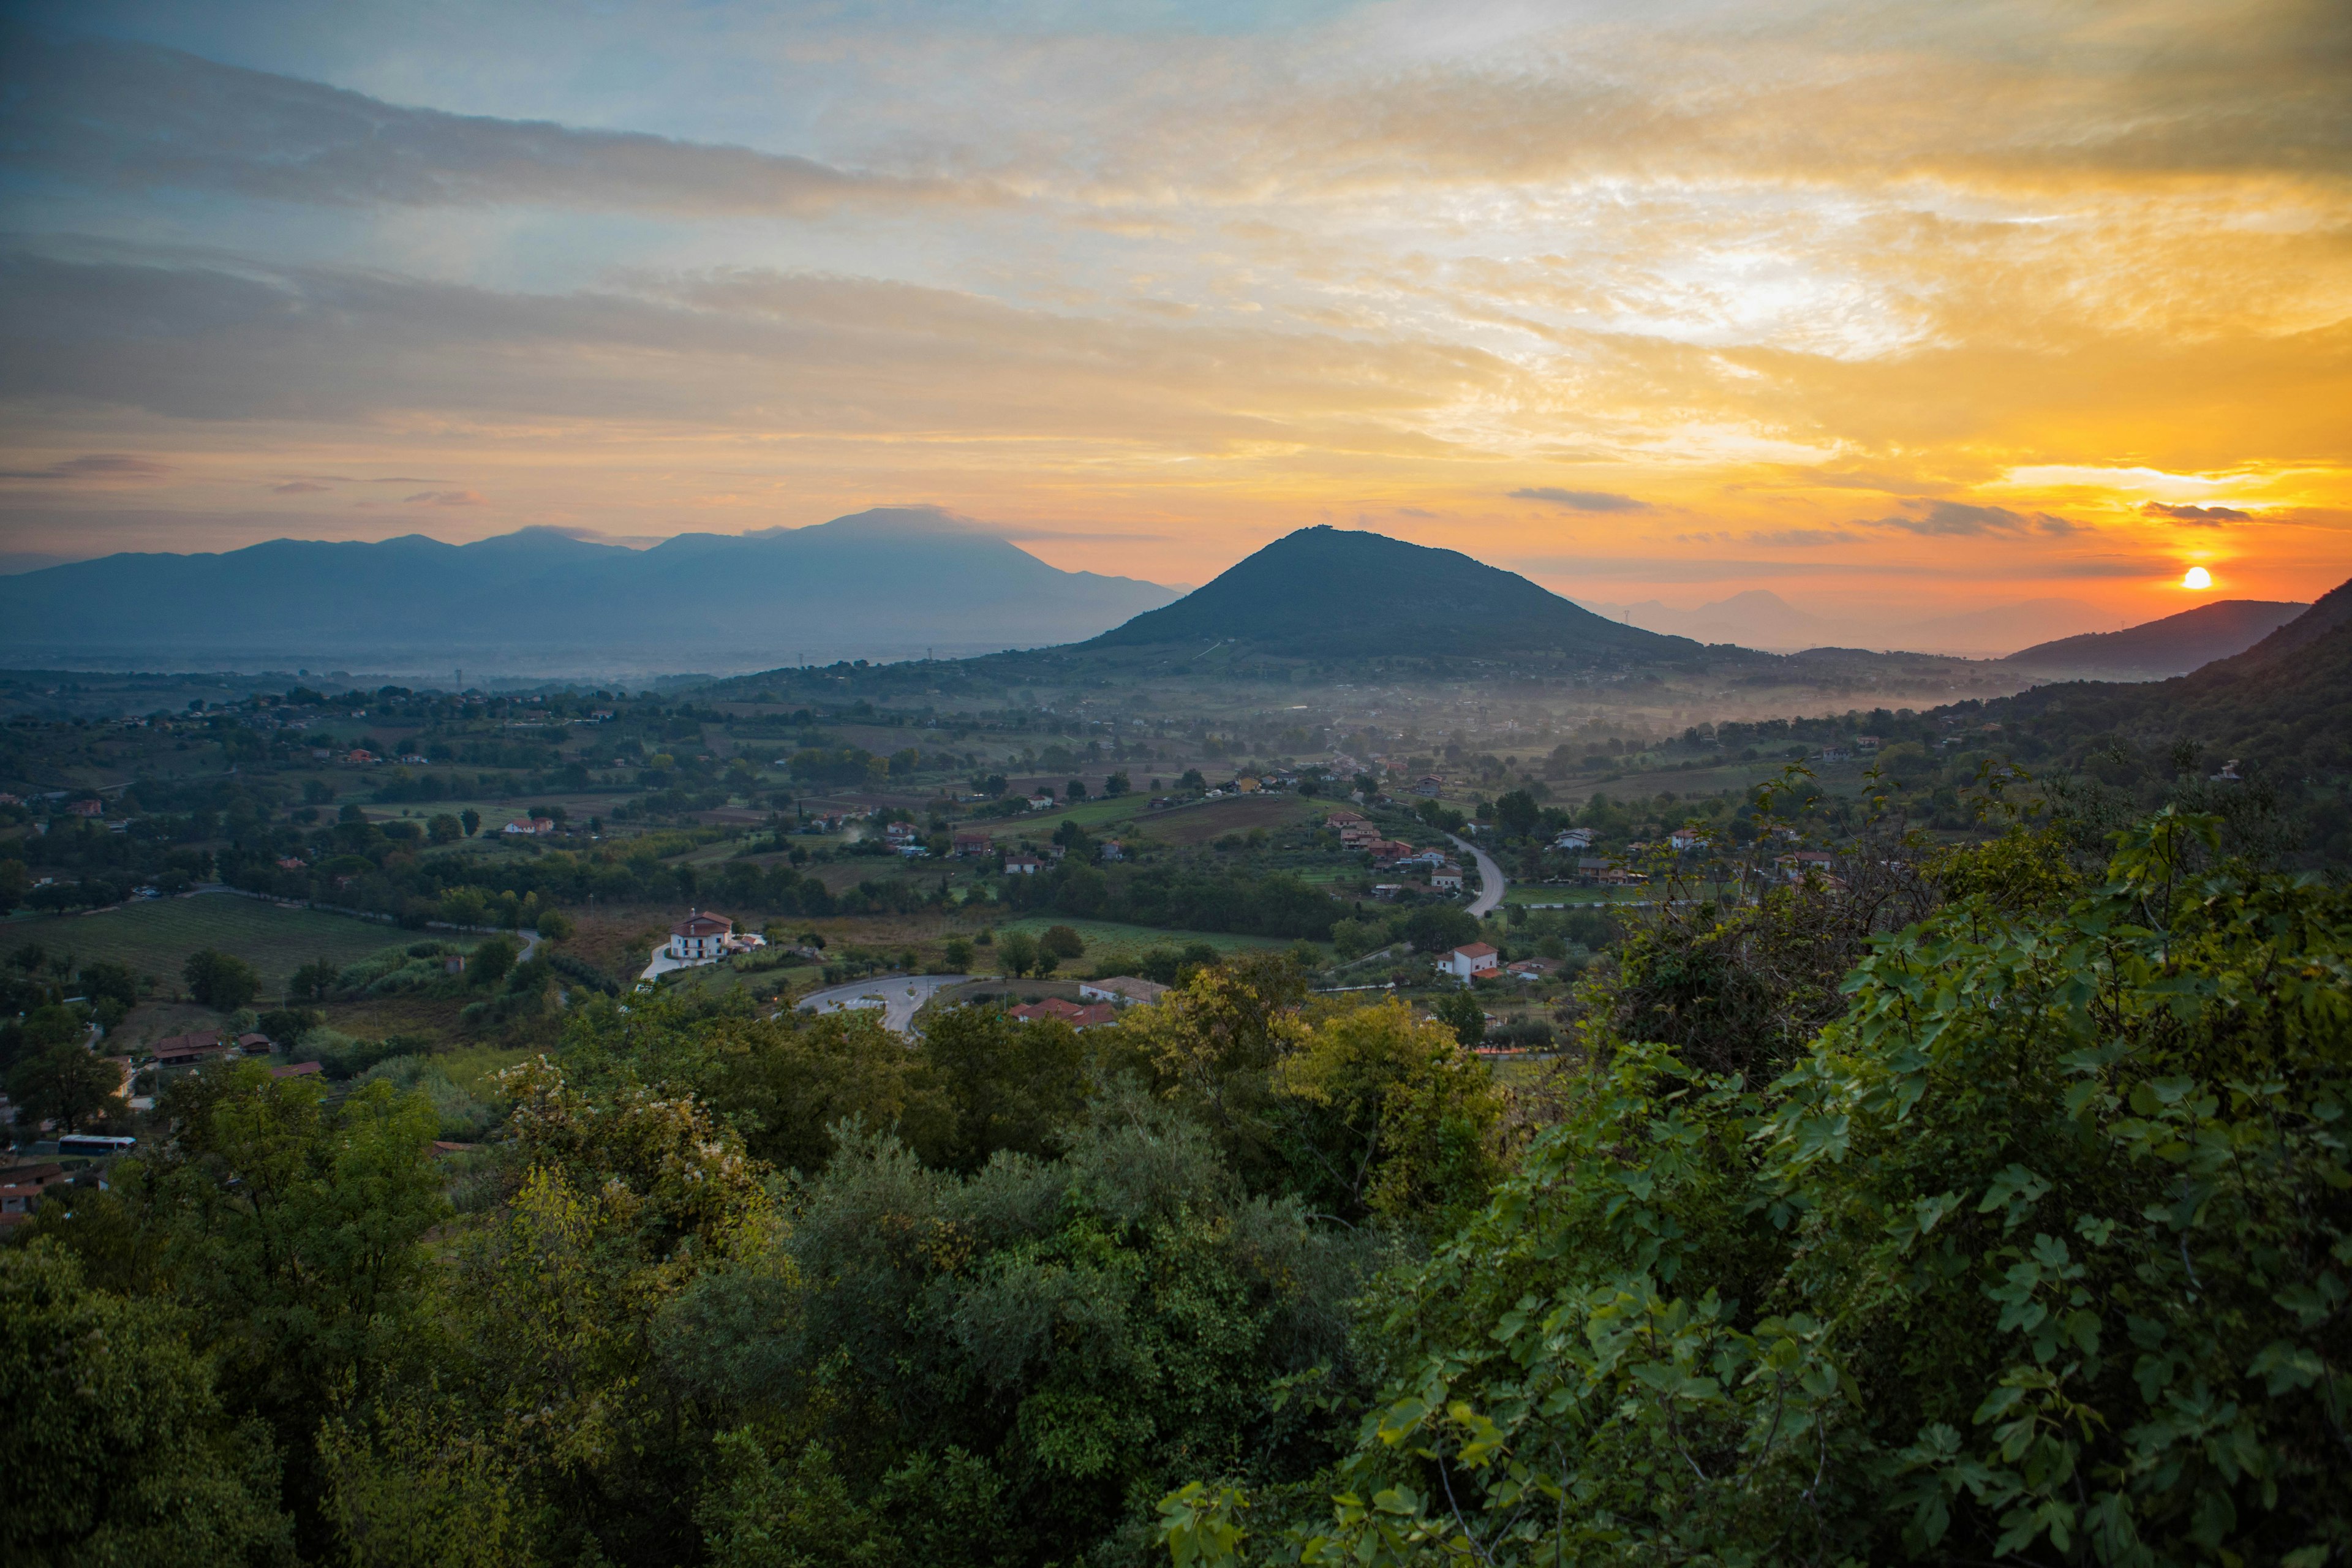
(999, 857, 1340, 940)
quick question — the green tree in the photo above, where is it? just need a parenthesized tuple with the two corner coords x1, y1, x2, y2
(1039, 924, 1086, 961)
(459, 807, 481, 837)
(8, 1041, 120, 1130)
(183, 948, 262, 1011)
(1431, 985, 1485, 1050)
(914, 1003, 1085, 1171)
(1492, 787, 1542, 838)
(287, 956, 341, 1003)
(0, 1243, 291, 1566)
(426, 812, 462, 845)
(1400, 903, 1477, 953)
(0, 858, 31, 910)
(77, 959, 139, 1011)
(469, 934, 519, 986)
(995, 929, 1038, 978)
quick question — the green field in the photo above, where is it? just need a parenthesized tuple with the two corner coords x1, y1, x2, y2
(990, 915, 1308, 957)
(7, 894, 452, 994)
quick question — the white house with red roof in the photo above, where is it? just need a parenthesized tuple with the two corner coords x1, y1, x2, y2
(1436, 942, 1500, 981)
(668, 910, 735, 961)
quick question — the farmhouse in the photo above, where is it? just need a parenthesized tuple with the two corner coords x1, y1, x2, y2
(1435, 942, 1500, 981)
(153, 1031, 230, 1067)
(668, 910, 735, 961)
(952, 831, 993, 857)
(1003, 854, 1042, 875)
(1551, 827, 1594, 850)
(1429, 863, 1465, 892)
(1079, 976, 1169, 1007)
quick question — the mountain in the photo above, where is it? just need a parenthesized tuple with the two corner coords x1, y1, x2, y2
(1583, 591, 2114, 657)
(0, 509, 1176, 676)
(1083, 526, 1697, 661)
(2226, 576, 2352, 668)
(2004, 598, 2309, 678)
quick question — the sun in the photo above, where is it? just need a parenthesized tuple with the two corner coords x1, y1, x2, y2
(2182, 567, 2213, 590)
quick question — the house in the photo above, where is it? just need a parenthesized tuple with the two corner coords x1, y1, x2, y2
(1506, 957, 1561, 981)
(668, 909, 735, 961)
(1551, 827, 1594, 850)
(952, 831, 993, 857)
(443, 954, 467, 975)
(67, 797, 103, 818)
(1079, 976, 1170, 1007)
(1003, 854, 1042, 875)
(271, 1061, 323, 1079)
(1008, 997, 1117, 1028)
(235, 1032, 271, 1054)
(885, 821, 919, 844)
(1777, 850, 1836, 881)
(1854, 736, 1882, 751)
(1098, 839, 1126, 862)
(1325, 810, 1368, 832)
(1436, 942, 1501, 981)
(1668, 829, 1709, 852)
(1371, 883, 1406, 902)
(345, 748, 377, 764)
(153, 1031, 229, 1067)
(502, 816, 556, 836)
(276, 856, 307, 870)
(1430, 864, 1465, 892)
(1025, 795, 1055, 811)
(1412, 775, 1444, 797)
(2211, 758, 2242, 782)
(398, 753, 431, 765)
(1233, 777, 1261, 793)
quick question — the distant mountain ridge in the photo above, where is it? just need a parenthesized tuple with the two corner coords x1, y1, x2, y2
(1085, 526, 1696, 661)
(2005, 598, 2309, 677)
(0, 509, 1177, 675)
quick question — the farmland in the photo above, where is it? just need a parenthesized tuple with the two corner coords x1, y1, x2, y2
(6, 892, 426, 995)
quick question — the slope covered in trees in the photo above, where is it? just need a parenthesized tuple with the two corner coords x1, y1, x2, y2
(2002, 596, 2306, 677)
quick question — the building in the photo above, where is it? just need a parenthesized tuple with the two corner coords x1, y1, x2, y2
(1430, 864, 1465, 892)
(1325, 810, 1368, 832)
(502, 816, 556, 836)
(1506, 957, 1561, 981)
(668, 910, 735, 961)
(1777, 850, 1836, 881)
(952, 831, 993, 857)
(1436, 942, 1501, 981)
(345, 748, 377, 764)
(1668, 829, 1709, 852)
(1412, 775, 1445, 797)
(1098, 839, 1126, 862)
(153, 1031, 230, 1068)
(1009, 997, 1118, 1028)
(1551, 827, 1594, 850)
(885, 821, 919, 844)
(1079, 976, 1170, 1007)
(276, 856, 307, 870)
(1025, 795, 1055, 811)
(1854, 736, 1882, 750)
(68, 797, 103, 818)
(271, 1061, 323, 1079)
(1003, 854, 1042, 875)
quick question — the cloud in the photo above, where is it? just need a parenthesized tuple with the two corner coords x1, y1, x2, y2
(2142, 501, 2253, 524)
(1747, 528, 1861, 548)
(271, 480, 332, 494)
(1510, 488, 1649, 512)
(0, 453, 171, 481)
(1859, 500, 2078, 537)
(405, 490, 485, 507)
(0, 32, 966, 217)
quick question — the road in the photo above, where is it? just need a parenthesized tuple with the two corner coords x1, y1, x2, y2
(1447, 832, 1507, 918)
(795, 973, 973, 1035)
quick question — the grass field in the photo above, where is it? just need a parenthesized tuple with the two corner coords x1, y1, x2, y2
(990, 914, 1307, 957)
(1128, 794, 1320, 846)
(9, 894, 431, 993)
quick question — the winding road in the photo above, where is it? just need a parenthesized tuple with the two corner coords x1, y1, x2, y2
(1446, 832, 1507, 918)
(795, 973, 973, 1035)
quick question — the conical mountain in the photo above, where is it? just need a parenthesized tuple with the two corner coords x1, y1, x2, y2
(1083, 526, 1695, 660)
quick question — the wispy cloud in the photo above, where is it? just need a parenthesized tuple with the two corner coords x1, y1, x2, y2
(405, 490, 485, 507)
(2143, 501, 2253, 524)
(0, 453, 171, 481)
(0, 32, 970, 217)
(1860, 500, 2077, 537)
(1510, 488, 1649, 512)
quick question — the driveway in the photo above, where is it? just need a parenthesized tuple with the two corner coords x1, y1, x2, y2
(1446, 832, 1507, 918)
(795, 973, 973, 1035)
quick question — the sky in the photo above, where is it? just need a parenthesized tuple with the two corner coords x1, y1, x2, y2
(1, 0, 2346, 639)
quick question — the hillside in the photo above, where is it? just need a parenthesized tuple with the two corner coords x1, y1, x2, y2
(1082, 526, 1697, 661)
(0, 509, 1175, 676)
(2004, 597, 2308, 678)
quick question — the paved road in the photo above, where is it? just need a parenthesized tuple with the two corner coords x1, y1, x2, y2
(1447, 832, 1507, 918)
(795, 973, 973, 1035)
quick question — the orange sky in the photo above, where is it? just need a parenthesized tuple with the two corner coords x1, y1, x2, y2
(1, 0, 2345, 638)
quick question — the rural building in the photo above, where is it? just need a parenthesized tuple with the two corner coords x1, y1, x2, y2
(1430, 864, 1465, 892)
(1669, 829, 1709, 852)
(502, 816, 557, 837)
(1777, 850, 1836, 881)
(1003, 854, 1042, 875)
(1551, 827, 1594, 850)
(1008, 997, 1117, 1028)
(271, 1061, 323, 1079)
(1098, 839, 1125, 862)
(1079, 976, 1169, 1007)
(1436, 943, 1501, 981)
(1507, 958, 1561, 981)
(68, 798, 103, 818)
(668, 910, 735, 960)
(952, 831, 992, 857)
(153, 1031, 230, 1067)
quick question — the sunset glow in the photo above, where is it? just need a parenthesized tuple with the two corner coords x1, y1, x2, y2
(1, 0, 2346, 641)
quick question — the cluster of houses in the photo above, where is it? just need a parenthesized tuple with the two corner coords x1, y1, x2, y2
(1326, 810, 1468, 900)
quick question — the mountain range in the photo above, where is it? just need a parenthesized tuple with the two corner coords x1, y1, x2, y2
(1084, 526, 1695, 661)
(1581, 589, 2126, 657)
(2003, 598, 2309, 679)
(0, 510, 1176, 677)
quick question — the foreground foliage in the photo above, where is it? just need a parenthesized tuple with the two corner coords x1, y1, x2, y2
(1165, 812, 2352, 1564)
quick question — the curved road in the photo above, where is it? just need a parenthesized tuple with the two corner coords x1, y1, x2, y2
(795, 973, 973, 1035)
(1446, 832, 1507, 918)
